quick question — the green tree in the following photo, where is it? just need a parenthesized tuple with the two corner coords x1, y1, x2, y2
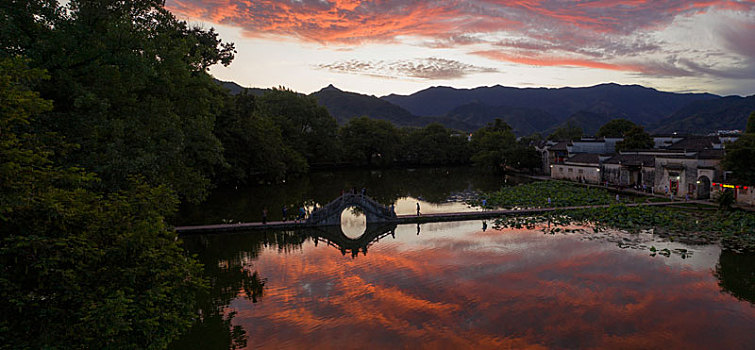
(722, 114, 755, 184)
(15, 0, 235, 203)
(596, 118, 637, 138)
(470, 119, 517, 171)
(506, 144, 542, 172)
(257, 88, 340, 166)
(547, 122, 583, 141)
(518, 132, 544, 146)
(0, 57, 205, 349)
(401, 123, 470, 165)
(339, 116, 401, 166)
(615, 125, 653, 152)
(215, 91, 307, 184)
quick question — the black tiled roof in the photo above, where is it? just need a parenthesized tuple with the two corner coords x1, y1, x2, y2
(549, 141, 570, 151)
(668, 136, 720, 151)
(697, 149, 725, 159)
(565, 153, 600, 165)
(604, 154, 656, 167)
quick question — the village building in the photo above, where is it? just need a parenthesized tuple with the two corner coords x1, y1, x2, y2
(550, 153, 603, 184)
(602, 153, 656, 189)
(539, 134, 728, 200)
(570, 138, 622, 154)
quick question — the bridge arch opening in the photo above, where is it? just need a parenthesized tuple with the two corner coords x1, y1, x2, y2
(340, 206, 366, 239)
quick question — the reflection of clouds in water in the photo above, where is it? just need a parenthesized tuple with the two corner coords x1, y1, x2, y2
(230, 222, 754, 349)
(393, 196, 478, 216)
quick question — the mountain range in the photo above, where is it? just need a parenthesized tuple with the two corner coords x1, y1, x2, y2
(215, 80, 755, 136)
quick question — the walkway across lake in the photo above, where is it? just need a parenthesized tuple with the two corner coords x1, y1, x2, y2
(174, 200, 705, 234)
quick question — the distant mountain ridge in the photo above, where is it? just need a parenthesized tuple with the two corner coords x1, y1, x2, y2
(311, 84, 417, 125)
(382, 83, 718, 125)
(213, 79, 267, 96)
(649, 95, 755, 134)
(310, 84, 475, 130)
(214, 79, 754, 135)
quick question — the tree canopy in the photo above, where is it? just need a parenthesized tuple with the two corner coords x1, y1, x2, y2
(547, 122, 583, 141)
(0, 57, 205, 349)
(215, 91, 307, 184)
(401, 123, 470, 165)
(339, 116, 402, 166)
(257, 88, 340, 166)
(723, 112, 755, 184)
(596, 118, 637, 138)
(470, 119, 518, 171)
(1, 0, 241, 346)
(15, 0, 235, 203)
(615, 125, 654, 152)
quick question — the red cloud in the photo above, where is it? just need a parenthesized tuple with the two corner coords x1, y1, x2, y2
(472, 50, 644, 71)
(165, 0, 755, 79)
(166, 0, 755, 43)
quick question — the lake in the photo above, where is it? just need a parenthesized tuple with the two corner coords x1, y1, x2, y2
(174, 167, 512, 225)
(170, 167, 755, 349)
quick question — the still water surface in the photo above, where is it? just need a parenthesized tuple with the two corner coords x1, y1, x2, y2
(174, 222, 755, 349)
(171, 168, 755, 349)
(175, 167, 509, 225)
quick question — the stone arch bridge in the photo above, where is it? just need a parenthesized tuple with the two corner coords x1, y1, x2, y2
(306, 193, 397, 226)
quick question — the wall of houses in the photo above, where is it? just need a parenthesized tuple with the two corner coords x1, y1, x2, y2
(551, 164, 602, 184)
(602, 164, 621, 185)
(602, 165, 655, 188)
(654, 157, 698, 198)
(642, 167, 655, 189)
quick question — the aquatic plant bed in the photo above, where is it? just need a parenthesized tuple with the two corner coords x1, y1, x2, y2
(475, 180, 627, 209)
(494, 204, 755, 252)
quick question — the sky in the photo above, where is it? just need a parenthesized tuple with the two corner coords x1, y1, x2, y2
(165, 0, 755, 97)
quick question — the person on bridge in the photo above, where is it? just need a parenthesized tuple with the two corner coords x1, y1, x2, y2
(282, 206, 288, 222)
(298, 206, 306, 221)
(416, 202, 421, 216)
(262, 208, 268, 225)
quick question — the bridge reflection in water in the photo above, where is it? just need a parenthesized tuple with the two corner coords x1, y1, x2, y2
(304, 222, 398, 259)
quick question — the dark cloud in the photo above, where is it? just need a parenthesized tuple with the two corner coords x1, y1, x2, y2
(317, 58, 498, 80)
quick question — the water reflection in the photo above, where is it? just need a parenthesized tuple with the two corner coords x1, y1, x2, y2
(716, 251, 755, 304)
(311, 223, 398, 258)
(169, 231, 304, 350)
(175, 223, 755, 349)
(175, 167, 523, 225)
(340, 206, 366, 239)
